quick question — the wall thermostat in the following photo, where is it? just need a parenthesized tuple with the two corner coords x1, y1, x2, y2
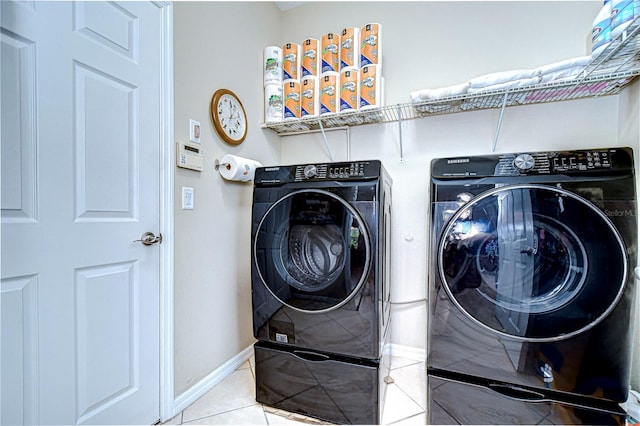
(176, 141, 203, 171)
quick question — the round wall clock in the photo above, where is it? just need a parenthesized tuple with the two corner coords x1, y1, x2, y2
(210, 89, 248, 145)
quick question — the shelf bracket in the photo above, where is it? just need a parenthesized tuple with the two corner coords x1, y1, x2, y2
(318, 118, 335, 162)
(397, 105, 404, 163)
(492, 91, 509, 153)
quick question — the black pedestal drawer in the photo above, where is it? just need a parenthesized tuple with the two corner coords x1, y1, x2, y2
(254, 341, 383, 425)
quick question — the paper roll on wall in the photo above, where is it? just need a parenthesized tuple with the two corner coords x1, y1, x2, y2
(218, 154, 262, 182)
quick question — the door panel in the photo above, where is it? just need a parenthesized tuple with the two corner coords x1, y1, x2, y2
(437, 184, 626, 341)
(1, 1, 162, 424)
(254, 189, 371, 313)
(75, 61, 138, 219)
(0, 275, 39, 425)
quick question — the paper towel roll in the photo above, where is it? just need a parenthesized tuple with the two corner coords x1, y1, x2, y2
(219, 154, 262, 182)
(302, 38, 320, 77)
(360, 64, 383, 109)
(321, 32, 340, 73)
(283, 79, 301, 120)
(301, 75, 319, 117)
(264, 46, 283, 85)
(340, 27, 361, 69)
(283, 42, 301, 80)
(264, 83, 283, 122)
(319, 72, 339, 115)
(339, 67, 360, 112)
(361, 23, 382, 69)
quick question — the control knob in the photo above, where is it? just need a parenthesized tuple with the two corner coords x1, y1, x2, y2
(304, 164, 318, 178)
(514, 153, 535, 171)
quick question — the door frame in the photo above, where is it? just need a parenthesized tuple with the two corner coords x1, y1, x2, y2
(156, 1, 176, 422)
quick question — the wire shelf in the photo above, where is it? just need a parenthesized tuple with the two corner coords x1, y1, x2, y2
(263, 18, 640, 136)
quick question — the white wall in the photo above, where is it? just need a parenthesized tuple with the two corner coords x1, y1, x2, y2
(172, 0, 640, 400)
(276, 1, 602, 106)
(173, 1, 282, 395)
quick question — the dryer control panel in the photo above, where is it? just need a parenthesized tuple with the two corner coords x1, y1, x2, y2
(295, 161, 370, 181)
(499, 150, 614, 175)
(254, 160, 382, 185)
(432, 147, 633, 179)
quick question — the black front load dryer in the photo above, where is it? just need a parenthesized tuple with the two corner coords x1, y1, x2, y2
(427, 147, 637, 425)
(251, 160, 392, 360)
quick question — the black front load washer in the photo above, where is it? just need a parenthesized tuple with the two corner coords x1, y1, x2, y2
(251, 160, 392, 359)
(251, 160, 392, 424)
(428, 147, 636, 424)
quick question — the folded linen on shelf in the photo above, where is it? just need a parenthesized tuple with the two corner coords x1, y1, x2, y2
(414, 102, 461, 113)
(534, 55, 591, 75)
(468, 69, 537, 88)
(538, 66, 589, 83)
(467, 76, 541, 94)
(408, 56, 594, 109)
(409, 82, 470, 102)
(536, 55, 591, 83)
(461, 90, 529, 110)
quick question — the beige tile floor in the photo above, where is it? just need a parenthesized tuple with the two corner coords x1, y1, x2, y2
(162, 354, 426, 425)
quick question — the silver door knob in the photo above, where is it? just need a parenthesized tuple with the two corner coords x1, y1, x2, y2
(134, 232, 162, 246)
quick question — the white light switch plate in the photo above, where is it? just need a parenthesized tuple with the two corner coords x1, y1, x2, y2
(189, 119, 201, 143)
(182, 187, 194, 209)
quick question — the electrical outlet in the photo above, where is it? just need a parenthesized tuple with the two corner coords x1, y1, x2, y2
(182, 187, 194, 209)
(189, 119, 201, 143)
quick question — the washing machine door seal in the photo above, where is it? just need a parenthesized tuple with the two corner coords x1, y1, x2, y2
(437, 184, 628, 342)
(254, 189, 371, 313)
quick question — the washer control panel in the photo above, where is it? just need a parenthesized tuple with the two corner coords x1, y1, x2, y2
(498, 149, 615, 176)
(254, 160, 382, 185)
(431, 148, 631, 179)
(294, 161, 372, 181)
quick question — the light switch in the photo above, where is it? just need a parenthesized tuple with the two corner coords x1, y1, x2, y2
(182, 187, 194, 209)
(189, 119, 201, 143)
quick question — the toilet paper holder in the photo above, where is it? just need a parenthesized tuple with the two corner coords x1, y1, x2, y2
(214, 159, 231, 171)
(215, 154, 262, 182)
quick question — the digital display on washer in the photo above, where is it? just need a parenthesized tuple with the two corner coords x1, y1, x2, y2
(433, 148, 628, 178)
(293, 161, 373, 181)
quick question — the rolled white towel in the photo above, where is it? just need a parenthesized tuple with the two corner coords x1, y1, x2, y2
(535, 55, 591, 76)
(469, 69, 537, 89)
(467, 76, 541, 94)
(410, 82, 470, 102)
(538, 65, 588, 83)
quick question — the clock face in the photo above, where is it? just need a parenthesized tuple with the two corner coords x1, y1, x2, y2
(211, 89, 247, 145)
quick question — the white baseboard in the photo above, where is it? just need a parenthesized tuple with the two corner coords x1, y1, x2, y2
(172, 344, 254, 415)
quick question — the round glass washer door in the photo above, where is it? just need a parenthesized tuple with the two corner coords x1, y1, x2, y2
(438, 184, 628, 342)
(254, 189, 371, 313)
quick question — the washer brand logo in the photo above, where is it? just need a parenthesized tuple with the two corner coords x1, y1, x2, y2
(448, 158, 470, 164)
(264, 167, 280, 171)
(605, 209, 636, 217)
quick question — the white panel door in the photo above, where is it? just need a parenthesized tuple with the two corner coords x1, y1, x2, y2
(1, 1, 162, 424)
